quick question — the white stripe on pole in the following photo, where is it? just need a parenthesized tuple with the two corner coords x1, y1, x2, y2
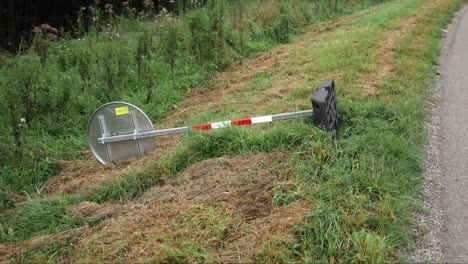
(98, 110, 314, 144)
(211, 121, 232, 129)
(251, 116, 273, 124)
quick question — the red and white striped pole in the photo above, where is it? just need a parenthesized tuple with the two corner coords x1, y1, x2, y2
(192, 110, 313, 130)
(89, 79, 338, 163)
(98, 110, 314, 144)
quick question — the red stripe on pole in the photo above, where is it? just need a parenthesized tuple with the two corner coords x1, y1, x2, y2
(192, 123, 212, 130)
(231, 118, 252, 126)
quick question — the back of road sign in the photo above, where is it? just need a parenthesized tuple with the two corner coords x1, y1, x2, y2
(87, 102, 156, 163)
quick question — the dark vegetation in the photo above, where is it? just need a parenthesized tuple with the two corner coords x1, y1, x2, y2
(0, 0, 205, 51)
(1, 0, 91, 51)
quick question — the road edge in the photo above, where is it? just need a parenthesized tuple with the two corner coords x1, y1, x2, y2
(406, 4, 468, 263)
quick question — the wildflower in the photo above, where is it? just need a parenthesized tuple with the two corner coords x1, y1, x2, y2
(143, 0, 154, 11)
(105, 3, 114, 15)
(49, 34, 58, 41)
(41, 23, 51, 31)
(32, 26, 42, 34)
(19, 118, 27, 127)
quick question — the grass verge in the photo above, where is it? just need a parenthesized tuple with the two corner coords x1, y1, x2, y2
(0, 0, 464, 262)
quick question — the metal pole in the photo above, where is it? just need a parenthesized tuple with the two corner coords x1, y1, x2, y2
(98, 109, 314, 144)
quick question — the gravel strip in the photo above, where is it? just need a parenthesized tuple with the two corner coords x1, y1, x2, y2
(406, 5, 468, 263)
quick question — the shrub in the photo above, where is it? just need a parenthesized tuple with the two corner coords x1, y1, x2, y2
(158, 19, 185, 83)
(186, 9, 212, 62)
(272, 4, 293, 43)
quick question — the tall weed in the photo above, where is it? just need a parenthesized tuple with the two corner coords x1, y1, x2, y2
(158, 19, 185, 83)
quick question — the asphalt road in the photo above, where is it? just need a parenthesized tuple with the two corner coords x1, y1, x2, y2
(440, 5, 468, 263)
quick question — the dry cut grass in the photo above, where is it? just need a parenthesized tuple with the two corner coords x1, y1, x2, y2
(68, 152, 310, 263)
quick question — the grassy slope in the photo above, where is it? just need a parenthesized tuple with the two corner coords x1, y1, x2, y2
(0, 0, 464, 262)
(0, 0, 384, 210)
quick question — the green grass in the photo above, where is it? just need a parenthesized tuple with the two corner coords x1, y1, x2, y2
(108, 0, 460, 262)
(0, 196, 83, 243)
(152, 206, 242, 263)
(288, 0, 461, 262)
(90, 160, 170, 202)
(90, 121, 315, 203)
(0, 0, 388, 212)
(249, 72, 272, 91)
(15, 239, 76, 264)
(0, 0, 463, 262)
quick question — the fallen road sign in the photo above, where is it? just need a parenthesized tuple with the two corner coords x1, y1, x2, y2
(87, 79, 339, 164)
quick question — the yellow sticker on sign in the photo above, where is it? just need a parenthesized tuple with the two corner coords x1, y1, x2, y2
(115, 106, 129, 116)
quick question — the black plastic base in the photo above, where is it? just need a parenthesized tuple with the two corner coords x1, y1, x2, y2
(311, 79, 339, 131)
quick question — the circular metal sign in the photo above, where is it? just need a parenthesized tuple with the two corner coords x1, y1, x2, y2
(87, 102, 156, 164)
